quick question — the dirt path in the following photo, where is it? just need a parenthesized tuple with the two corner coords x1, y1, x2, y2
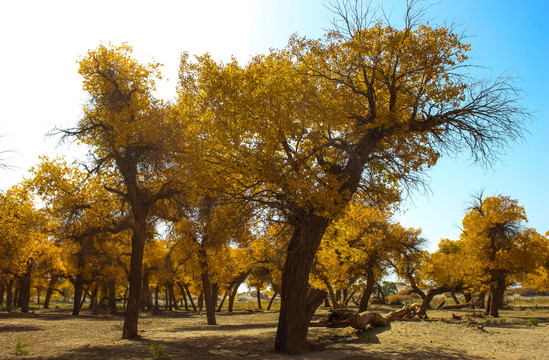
(0, 305, 547, 359)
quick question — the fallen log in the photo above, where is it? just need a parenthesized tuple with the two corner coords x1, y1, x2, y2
(318, 303, 427, 331)
(439, 302, 473, 310)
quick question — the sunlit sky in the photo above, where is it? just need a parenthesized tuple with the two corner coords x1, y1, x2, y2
(1, 0, 547, 252)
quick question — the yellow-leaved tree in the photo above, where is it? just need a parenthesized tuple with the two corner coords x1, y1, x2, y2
(461, 195, 545, 317)
(177, 1, 530, 352)
(57, 44, 193, 337)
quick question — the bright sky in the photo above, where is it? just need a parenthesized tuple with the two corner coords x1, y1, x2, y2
(1, 0, 547, 252)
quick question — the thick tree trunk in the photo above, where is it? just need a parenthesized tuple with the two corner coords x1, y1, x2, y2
(20, 261, 33, 313)
(486, 273, 506, 317)
(274, 213, 330, 354)
(324, 295, 331, 308)
(72, 274, 85, 316)
(122, 217, 147, 339)
(421, 287, 451, 310)
(201, 271, 217, 325)
(358, 267, 375, 312)
(267, 293, 278, 310)
(0, 283, 4, 306)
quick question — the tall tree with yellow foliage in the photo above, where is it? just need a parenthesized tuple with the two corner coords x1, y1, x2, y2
(57, 44, 193, 337)
(177, 0, 528, 350)
(461, 195, 545, 317)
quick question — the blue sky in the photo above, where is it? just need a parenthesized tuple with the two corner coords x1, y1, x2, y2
(0, 0, 547, 252)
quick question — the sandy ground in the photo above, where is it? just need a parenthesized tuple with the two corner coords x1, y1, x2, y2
(0, 305, 547, 359)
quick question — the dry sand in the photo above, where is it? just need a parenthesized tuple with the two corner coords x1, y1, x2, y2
(0, 305, 547, 359)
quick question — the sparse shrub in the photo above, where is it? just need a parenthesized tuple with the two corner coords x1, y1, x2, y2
(149, 343, 169, 360)
(527, 317, 539, 326)
(13, 339, 30, 355)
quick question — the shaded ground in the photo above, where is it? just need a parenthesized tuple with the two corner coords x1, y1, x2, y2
(0, 305, 547, 359)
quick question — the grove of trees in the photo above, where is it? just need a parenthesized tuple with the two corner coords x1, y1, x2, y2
(0, 0, 546, 355)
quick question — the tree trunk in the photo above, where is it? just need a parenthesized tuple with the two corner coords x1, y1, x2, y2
(21, 260, 33, 313)
(421, 287, 451, 310)
(322, 278, 337, 308)
(324, 295, 330, 308)
(108, 279, 117, 314)
(0, 283, 4, 306)
(358, 267, 376, 312)
(6, 279, 14, 310)
(201, 269, 217, 325)
(122, 217, 147, 339)
(274, 213, 330, 354)
(72, 274, 85, 316)
(20, 261, 33, 313)
(180, 283, 197, 312)
(256, 287, 262, 310)
(154, 285, 159, 310)
(267, 292, 278, 310)
(217, 290, 228, 312)
(43, 277, 57, 309)
(165, 287, 169, 310)
(486, 273, 506, 317)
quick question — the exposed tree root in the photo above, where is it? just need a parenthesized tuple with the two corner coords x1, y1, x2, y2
(317, 304, 427, 331)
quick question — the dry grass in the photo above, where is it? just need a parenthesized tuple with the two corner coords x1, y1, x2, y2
(0, 304, 547, 359)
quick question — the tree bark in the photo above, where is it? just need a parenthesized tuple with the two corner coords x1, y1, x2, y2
(486, 273, 506, 317)
(122, 216, 147, 339)
(256, 287, 262, 310)
(217, 290, 229, 312)
(20, 261, 33, 313)
(267, 292, 278, 310)
(0, 283, 4, 306)
(6, 279, 14, 310)
(43, 277, 57, 309)
(72, 274, 85, 316)
(358, 267, 375, 312)
(227, 272, 248, 312)
(180, 283, 197, 312)
(274, 212, 330, 354)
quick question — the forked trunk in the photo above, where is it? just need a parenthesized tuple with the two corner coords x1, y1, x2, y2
(274, 212, 330, 354)
(122, 218, 147, 339)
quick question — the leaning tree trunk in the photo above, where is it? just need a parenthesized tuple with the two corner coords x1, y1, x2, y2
(274, 212, 330, 354)
(358, 266, 375, 312)
(267, 292, 278, 310)
(43, 277, 57, 309)
(122, 215, 147, 339)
